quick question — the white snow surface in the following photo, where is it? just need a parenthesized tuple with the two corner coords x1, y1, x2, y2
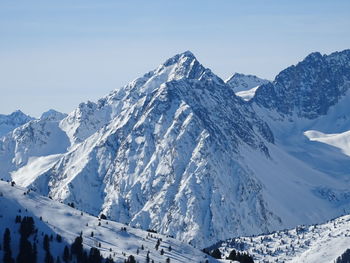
(216, 214, 350, 263)
(304, 130, 350, 156)
(0, 180, 219, 263)
(235, 86, 260, 101)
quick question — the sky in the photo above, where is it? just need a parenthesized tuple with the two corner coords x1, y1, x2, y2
(0, 0, 350, 117)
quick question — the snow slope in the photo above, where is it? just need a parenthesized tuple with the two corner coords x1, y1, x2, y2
(235, 86, 260, 101)
(214, 214, 350, 263)
(304, 130, 350, 157)
(0, 180, 219, 263)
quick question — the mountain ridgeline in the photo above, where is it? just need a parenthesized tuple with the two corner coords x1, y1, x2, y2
(1, 49, 350, 249)
(253, 50, 350, 118)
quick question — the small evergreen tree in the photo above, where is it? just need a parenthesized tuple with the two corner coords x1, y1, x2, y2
(56, 234, 62, 243)
(62, 245, 70, 263)
(71, 236, 83, 263)
(125, 255, 136, 263)
(17, 237, 33, 263)
(88, 247, 102, 263)
(45, 251, 54, 263)
(105, 255, 114, 263)
(210, 248, 221, 259)
(44, 234, 50, 252)
(19, 216, 35, 238)
(336, 249, 350, 263)
(3, 228, 14, 263)
(32, 242, 37, 263)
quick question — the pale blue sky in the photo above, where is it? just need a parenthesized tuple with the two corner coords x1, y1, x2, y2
(1, 0, 349, 117)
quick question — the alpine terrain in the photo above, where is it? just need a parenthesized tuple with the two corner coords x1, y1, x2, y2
(1, 49, 350, 254)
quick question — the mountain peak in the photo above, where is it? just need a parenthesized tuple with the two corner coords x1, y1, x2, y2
(8, 109, 31, 119)
(303, 51, 323, 61)
(40, 109, 67, 121)
(162, 51, 200, 71)
(163, 50, 196, 67)
(253, 49, 350, 118)
(0, 110, 34, 137)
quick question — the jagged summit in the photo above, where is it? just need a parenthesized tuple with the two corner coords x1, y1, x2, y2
(0, 110, 34, 137)
(303, 51, 323, 61)
(60, 51, 226, 144)
(253, 49, 350, 118)
(152, 50, 221, 84)
(163, 50, 196, 66)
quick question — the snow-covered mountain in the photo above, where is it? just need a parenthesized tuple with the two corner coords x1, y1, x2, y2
(250, 49, 350, 205)
(225, 73, 269, 101)
(0, 109, 69, 181)
(213, 213, 350, 263)
(2, 49, 350, 250)
(0, 110, 34, 137)
(41, 109, 68, 121)
(14, 51, 277, 248)
(0, 180, 218, 263)
(253, 50, 350, 119)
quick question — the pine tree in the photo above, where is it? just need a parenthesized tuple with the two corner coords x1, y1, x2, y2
(62, 245, 70, 263)
(210, 248, 221, 259)
(45, 251, 54, 263)
(125, 255, 136, 263)
(44, 234, 50, 252)
(17, 218, 36, 263)
(88, 247, 102, 263)
(19, 216, 35, 238)
(56, 234, 62, 243)
(105, 255, 114, 263)
(17, 237, 33, 263)
(71, 236, 83, 263)
(32, 242, 37, 263)
(3, 228, 14, 263)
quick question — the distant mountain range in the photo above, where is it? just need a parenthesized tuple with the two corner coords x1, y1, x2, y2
(1, 49, 350, 252)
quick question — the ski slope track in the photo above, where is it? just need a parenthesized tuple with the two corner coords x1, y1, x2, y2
(1, 49, 350, 249)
